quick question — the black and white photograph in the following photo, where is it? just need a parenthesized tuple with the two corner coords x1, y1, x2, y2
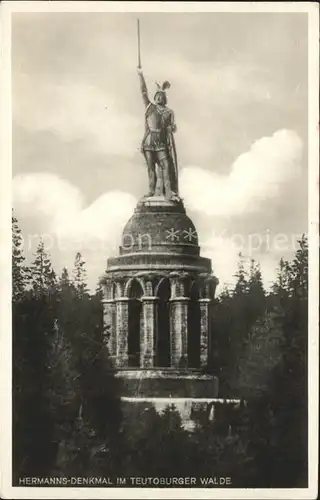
(0, 1, 318, 499)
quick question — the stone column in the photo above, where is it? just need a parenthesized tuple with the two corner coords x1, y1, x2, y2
(102, 299, 116, 357)
(170, 297, 189, 368)
(140, 296, 158, 368)
(199, 298, 211, 368)
(115, 297, 129, 367)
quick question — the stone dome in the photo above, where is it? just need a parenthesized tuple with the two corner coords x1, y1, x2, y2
(106, 195, 213, 286)
(119, 196, 199, 256)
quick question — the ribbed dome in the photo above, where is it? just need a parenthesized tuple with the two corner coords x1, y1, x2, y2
(119, 196, 199, 256)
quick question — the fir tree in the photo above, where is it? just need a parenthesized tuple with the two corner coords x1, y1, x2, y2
(13, 237, 58, 481)
(12, 292, 57, 480)
(29, 239, 57, 295)
(49, 268, 121, 476)
(12, 212, 27, 301)
(233, 253, 249, 296)
(247, 259, 266, 321)
(46, 318, 82, 476)
(243, 235, 309, 487)
(233, 311, 284, 400)
(72, 252, 89, 297)
(269, 236, 308, 486)
(248, 259, 265, 296)
(59, 266, 70, 288)
(288, 234, 308, 299)
(271, 257, 291, 309)
(219, 284, 231, 301)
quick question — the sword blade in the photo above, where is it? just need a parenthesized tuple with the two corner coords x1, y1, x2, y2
(137, 18, 141, 68)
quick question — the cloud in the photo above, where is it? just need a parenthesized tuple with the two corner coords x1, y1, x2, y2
(13, 172, 137, 251)
(12, 171, 298, 292)
(13, 172, 84, 228)
(180, 129, 303, 216)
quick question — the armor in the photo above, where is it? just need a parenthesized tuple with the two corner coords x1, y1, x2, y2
(142, 103, 176, 153)
(138, 69, 179, 201)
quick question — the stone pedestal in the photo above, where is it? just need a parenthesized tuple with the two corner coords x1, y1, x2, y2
(102, 195, 219, 424)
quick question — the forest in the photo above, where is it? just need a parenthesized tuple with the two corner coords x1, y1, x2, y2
(12, 212, 308, 487)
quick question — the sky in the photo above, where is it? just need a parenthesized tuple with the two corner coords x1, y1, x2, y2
(11, 11, 308, 292)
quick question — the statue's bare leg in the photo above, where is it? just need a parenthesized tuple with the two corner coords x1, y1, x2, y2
(144, 151, 156, 196)
(155, 165, 164, 196)
(160, 157, 173, 200)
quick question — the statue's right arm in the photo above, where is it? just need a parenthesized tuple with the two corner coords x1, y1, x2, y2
(137, 68, 150, 107)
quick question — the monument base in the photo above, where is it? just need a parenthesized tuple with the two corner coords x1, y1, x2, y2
(116, 369, 221, 430)
(115, 368, 219, 398)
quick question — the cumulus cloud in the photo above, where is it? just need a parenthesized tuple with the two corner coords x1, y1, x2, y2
(180, 129, 303, 216)
(13, 172, 84, 235)
(13, 172, 136, 251)
(13, 172, 138, 289)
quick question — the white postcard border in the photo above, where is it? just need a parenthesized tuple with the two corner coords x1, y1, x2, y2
(0, 2, 318, 499)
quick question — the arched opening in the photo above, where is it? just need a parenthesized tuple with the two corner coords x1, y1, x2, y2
(188, 282, 201, 368)
(128, 279, 143, 367)
(156, 278, 171, 368)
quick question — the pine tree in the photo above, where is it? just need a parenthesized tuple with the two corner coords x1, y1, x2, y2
(233, 253, 249, 296)
(72, 252, 89, 297)
(59, 266, 70, 287)
(13, 238, 59, 481)
(219, 284, 231, 301)
(272, 236, 308, 486)
(288, 234, 308, 299)
(252, 235, 309, 487)
(95, 280, 104, 300)
(213, 256, 249, 396)
(248, 259, 264, 296)
(270, 257, 291, 309)
(57, 266, 76, 299)
(233, 311, 284, 401)
(46, 318, 82, 476)
(13, 292, 57, 480)
(247, 259, 266, 321)
(228, 255, 252, 384)
(213, 254, 267, 398)
(12, 212, 27, 301)
(211, 290, 233, 391)
(49, 266, 122, 476)
(29, 239, 57, 296)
